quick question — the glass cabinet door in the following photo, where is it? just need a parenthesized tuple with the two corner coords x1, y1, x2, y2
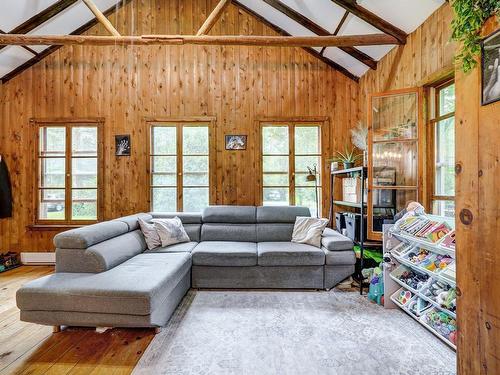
(368, 88, 422, 240)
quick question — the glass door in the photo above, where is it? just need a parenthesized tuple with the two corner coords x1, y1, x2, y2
(367, 88, 422, 240)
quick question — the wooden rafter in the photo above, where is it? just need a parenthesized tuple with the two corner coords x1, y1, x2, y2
(262, 0, 376, 70)
(82, 0, 121, 36)
(196, 0, 231, 36)
(0, 0, 78, 53)
(232, 0, 358, 81)
(0, 33, 397, 47)
(330, 0, 407, 44)
(1, 0, 133, 84)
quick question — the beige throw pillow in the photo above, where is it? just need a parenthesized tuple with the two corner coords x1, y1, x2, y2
(153, 217, 190, 247)
(138, 217, 161, 250)
(291, 216, 329, 248)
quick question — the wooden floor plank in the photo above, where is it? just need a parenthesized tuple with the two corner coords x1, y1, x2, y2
(0, 266, 155, 375)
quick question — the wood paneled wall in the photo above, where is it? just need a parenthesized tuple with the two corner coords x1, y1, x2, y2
(359, 3, 455, 117)
(455, 16, 499, 375)
(0, 0, 358, 252)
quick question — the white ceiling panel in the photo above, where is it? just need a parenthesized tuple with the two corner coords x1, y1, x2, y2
(27, 2, 95, 53)
(323, 47, 370, 77)
(0, 0, 58, 32)
(0, 46, 35, 78)
(337, 14, 394, 60)
(358, 0, 444, 34)
(356, 45, 395, 61)
(280, 0, 346, 34)
(238, 0, 317, 37)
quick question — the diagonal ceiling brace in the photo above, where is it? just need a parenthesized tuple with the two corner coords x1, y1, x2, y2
(82, 0, 121, 36)
(197, 0, 232, 36)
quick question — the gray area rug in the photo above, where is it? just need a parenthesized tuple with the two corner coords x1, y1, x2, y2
(133, 290, 456, 375)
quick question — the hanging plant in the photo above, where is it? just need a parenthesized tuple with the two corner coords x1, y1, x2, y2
(451, 0, 499, 72)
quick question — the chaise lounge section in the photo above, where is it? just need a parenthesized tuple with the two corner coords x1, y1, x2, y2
(16, 206, 355, 330)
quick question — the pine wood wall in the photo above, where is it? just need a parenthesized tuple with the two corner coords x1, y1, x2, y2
(359, 3, 455, 115)
(455, 16, 499, 375)
(0, 0, 358, 252)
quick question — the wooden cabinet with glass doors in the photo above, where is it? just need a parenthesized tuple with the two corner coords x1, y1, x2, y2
(367, 88, 423, 240)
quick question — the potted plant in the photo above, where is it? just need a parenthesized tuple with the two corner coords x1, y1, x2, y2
(329, 146, 363, 170)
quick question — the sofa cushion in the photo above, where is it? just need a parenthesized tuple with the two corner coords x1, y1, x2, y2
(144, 241, 198, 254)
(323, 248, 356, 266)
(192, 241, 257, 266)
(115, 213, 153, 231)
(18, 253, 192, 316)
(256, 223, 294, 242)
(321, 228, 353, 251)
(56, 230, 147, 273)
(201, 223, 257, 242)
(54, 221, 129, 249)
(150, 212, 202, 224)
(256, 206, 310, 223)
(202, 206, 256, 223)
(257, 242, 325, 266)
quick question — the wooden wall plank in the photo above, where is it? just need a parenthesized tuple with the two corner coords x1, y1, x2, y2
(0, 0, 356, 252)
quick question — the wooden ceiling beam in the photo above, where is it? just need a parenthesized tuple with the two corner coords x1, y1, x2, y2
(262, 0, 376, 69)
(196, 0, 232, 36)
(330, 0, 407, 44)
(232, 0, 358, 82)
(0, 33, 397, 47)
(82, 0, 121, 36)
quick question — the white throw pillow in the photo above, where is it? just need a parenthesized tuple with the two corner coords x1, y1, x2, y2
(138, 217, 161, 250)
(153, 217, 190, 247)
(291, 216, 329, 248)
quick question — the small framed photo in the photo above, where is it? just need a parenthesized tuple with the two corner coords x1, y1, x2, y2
(481, 28, 500, 106)
(115, 134, 131, 156)
(225, 135, 247, 150)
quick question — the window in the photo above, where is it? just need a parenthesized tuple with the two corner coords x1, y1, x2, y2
(149, 120, 214, 212)
(35, 120, 103, 224)
(261, 122, 322, 217)
(429, 80, 455, 217)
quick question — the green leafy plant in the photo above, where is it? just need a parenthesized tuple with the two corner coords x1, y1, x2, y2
(451, 0, 499, 72)
(329, 146, 362, 165)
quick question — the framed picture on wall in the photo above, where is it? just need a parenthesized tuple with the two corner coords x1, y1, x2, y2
(225, 135, 247, 150)
(481, 28, 500, 106)
(115, 134, 131, 156)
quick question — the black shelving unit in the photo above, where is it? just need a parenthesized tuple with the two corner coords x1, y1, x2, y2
(328, 166, 368, 295)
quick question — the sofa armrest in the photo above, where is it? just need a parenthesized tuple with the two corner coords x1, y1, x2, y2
(321, 228, 353, 251)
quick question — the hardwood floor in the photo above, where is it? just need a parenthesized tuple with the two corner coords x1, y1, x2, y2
(0, 266, 155, 375)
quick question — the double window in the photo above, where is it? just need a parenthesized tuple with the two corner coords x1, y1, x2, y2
(429, 81, 455, 217)
(261, 122, 322, 217)
(148, 120, 214, 212)
(35, 120, 103, 224)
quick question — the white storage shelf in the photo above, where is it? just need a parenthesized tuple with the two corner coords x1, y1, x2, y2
(386, 215, 457, 351)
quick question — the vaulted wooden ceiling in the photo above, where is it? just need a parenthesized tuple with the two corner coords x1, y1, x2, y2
(0, 0, 444, 83)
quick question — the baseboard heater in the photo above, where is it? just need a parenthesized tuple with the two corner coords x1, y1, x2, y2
(20, 252, 56, 265)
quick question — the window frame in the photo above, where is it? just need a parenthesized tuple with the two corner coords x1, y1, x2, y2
(257, 118, 328, 216)
(427, 79, 455, 214)
(31, 118, 104, 226)
(146, 117, 216, 212)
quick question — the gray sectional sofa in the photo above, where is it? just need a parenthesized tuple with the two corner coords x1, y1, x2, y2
(17, 206, 355, 331)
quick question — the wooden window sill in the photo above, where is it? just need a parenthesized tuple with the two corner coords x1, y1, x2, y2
(27, 224, 85, 231)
